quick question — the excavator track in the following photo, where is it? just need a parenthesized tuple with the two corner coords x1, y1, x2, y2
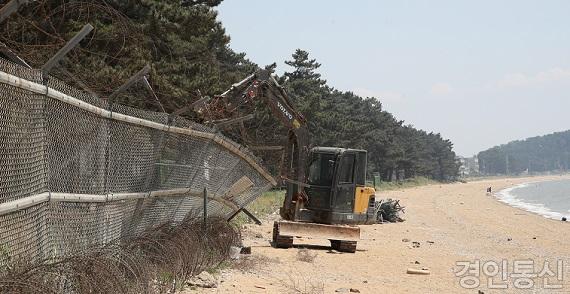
(272, 222, 293, 248)
(329, 239, 357, 253)
(272, 221, 359, 252)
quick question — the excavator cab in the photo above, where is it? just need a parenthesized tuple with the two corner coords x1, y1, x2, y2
(274, 147, 377, 252)
(297, 147, 376, 225)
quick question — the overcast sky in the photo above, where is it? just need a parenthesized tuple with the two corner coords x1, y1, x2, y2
(217, 0, 570, 156)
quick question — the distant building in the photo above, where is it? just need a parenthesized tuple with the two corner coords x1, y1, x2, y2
(457, 155, 479, 177)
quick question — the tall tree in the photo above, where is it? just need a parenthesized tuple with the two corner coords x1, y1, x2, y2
(478, 130, 570, 175)
(279, 49, 459, 181)
(1, 0, 256, 115)
(1, 3, 460, 181)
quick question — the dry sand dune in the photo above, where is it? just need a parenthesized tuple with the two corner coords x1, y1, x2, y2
(190, 175, 570, 293)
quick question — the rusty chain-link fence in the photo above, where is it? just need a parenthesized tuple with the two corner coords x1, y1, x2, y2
(0, 57, 276, 267)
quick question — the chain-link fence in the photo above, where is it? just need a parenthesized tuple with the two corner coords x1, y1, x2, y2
(0, 58, 276, 266)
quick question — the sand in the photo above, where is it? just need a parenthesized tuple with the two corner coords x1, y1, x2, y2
(189, 175, 570, 293)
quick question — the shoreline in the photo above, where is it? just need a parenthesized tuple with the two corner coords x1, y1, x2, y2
(494, 176, 570, 221)
(190, 175, 570, 293)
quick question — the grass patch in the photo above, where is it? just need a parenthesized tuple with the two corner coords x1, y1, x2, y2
(373, 176, 437, 191)
(232, 189, 285, 225)
(206, 260, 232, 275)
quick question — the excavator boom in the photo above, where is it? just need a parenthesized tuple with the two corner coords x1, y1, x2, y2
(211, 69, 372, 253)
(214, 69, 309, 220)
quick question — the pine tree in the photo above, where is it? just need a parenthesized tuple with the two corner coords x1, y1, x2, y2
(1, 3, 461, 182)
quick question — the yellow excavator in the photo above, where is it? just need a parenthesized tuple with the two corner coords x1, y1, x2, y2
(213, 69, 377, 252)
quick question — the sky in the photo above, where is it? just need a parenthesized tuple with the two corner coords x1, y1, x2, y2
(217, 0, 570, 156)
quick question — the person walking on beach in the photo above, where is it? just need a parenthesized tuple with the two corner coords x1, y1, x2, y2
(486, 186, 492, 195)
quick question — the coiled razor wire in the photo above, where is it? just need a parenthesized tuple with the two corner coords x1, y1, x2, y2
(0, 58, 276, 267)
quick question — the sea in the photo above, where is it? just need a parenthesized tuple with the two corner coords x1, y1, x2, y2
(496, 179, 570, 220)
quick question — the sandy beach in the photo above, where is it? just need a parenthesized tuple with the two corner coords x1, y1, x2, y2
(191, 175, 570, 293)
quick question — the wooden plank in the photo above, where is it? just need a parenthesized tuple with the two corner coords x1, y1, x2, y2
(223, 176, 254, 200)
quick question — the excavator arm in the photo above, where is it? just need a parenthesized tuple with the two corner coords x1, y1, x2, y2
(213, 69, 309, 220)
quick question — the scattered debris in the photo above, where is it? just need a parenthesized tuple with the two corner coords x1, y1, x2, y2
(375, 199, 405, 223)
(406, 268, 431, 275)
(336, 288, 360, 293)
(240, 246, 252, 254)
(402, 238, 410, 242)
(532, 237, 537, 240)
(230, 246, 241, 259)
(188, 271, 217, 288)
(412, 241, 421, 248)
(426, 240, 435, 245)
(362, 280, 368, 284)
(254, 285, 266, 289)
(507, 238, 512, 241)
(562, 217, 567, 222)
(255, 233, 264, 238)
(414, 261, 420, 264)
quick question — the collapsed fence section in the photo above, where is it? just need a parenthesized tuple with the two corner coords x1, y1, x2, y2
(0, 58, 276, 266)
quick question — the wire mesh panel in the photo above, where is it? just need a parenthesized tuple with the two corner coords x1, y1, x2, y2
(0, 203, 50, 266)
(0, 58, 275, 264)
(0, 84, 46, 204)
(107, 118, 162, 193)
(45, 97, 108, 194)
(159, 133, 213, 190)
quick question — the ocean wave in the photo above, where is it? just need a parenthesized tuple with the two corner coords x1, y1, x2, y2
(495, 183, 565, 220)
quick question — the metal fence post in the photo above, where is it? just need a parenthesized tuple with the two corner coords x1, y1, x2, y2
(0, 0, 30, 24)
(203, 187, 208, 233)
(41, 24, 94, 74)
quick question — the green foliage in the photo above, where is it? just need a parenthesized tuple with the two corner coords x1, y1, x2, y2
(232, 190, 285, 225)
(1, 0, 256, 115)
(1, 2, 459, 182)
(279, 49, 459, 181)
(478, 130, 570, 175)
(375, 176, 437, 191)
